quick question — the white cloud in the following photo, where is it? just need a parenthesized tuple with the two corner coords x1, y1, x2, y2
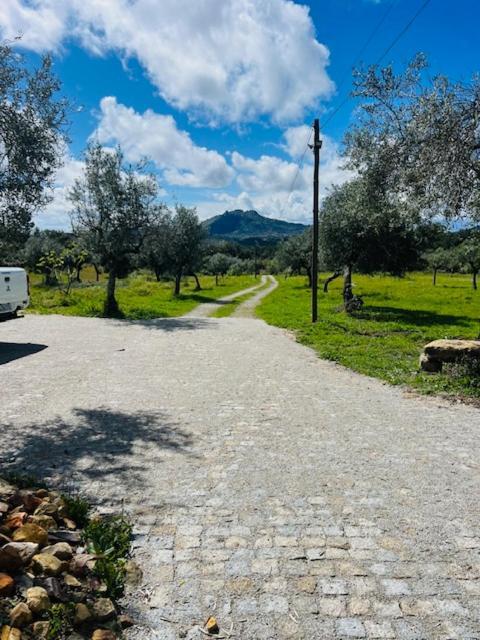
(35, 151, 84, 229)
(0, 0, 334, 124)
(93, 97, 234, 188)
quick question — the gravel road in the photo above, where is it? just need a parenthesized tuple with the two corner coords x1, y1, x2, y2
(0, 303, 479, 639)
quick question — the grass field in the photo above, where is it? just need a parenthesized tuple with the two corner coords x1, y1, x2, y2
(28, 270, 256, 320)
(257, 272, 480, 401)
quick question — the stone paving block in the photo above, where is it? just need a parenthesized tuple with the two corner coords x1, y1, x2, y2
(381, 579, 411, 596)
(259, 593, 289, 614)
(336, 617, 367, 638)
(318, 597, 347, 617)
(364, 620, 395, 638)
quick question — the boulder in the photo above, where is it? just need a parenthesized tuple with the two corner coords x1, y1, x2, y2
(0, 479, 16, 501)
(5, 512, 28, 530)
(420, 339, 480, 372)
(91, 631, 116, 640)
(1, 626, 21, 640)
(12, 524, 48, 547)
(26, 586, 51, 614)
(10, 602, 32, 627)
(0, 573, 14, 596)
(32, 553, 66, 577)
(0, 542, 39, 572)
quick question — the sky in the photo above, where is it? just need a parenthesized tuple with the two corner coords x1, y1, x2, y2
(0, 0, 478, 229)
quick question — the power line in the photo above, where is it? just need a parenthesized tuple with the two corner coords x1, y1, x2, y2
(323, 0, 433, 127)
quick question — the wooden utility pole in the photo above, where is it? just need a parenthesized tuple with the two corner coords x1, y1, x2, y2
(310, 118, 322, 323)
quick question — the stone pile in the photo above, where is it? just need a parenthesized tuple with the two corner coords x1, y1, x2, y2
(0, 478, 132, 639)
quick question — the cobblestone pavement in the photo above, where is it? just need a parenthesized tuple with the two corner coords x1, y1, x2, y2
(0, 311, 479, 640)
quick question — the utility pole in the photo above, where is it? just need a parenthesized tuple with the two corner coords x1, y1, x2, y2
(310, 118, 322, 323)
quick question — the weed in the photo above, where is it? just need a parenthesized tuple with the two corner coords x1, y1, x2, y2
(47, 603, 75, 639)
(2, 471, 47, 490)
(61, 493, 90, 528)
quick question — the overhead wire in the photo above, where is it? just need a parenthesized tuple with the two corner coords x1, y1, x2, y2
(323, 0, 433, 127)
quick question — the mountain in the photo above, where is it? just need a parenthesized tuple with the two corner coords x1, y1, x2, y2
(203, 209, 308, 243)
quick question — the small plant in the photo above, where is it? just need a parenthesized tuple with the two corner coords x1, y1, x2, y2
(61, 493, 90, 528)
(47, 603, 75, 639)
(83, 515, 132, 598)
(444, 356, 480, 389)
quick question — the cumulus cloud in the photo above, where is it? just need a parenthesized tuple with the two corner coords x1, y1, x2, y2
(0, 0, 334, 124)
(93, 97, 234, 188)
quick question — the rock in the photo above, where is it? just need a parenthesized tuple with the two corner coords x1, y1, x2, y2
(32, 553, 66, 577)
(5, 513, 28, 530)
(0, 573, 15, 596)
(28, 516, 57, 531)
(48, 530, 81, 544)
(91, 598, 116, 622)
(34, 489, 49, 499)
(63, 518, 77, 531)
(16, 491, 43, 513)
(91, 631, 116, 640)
(31, 621, 50, 638)
(41, 543, 73, 561)
(118, 614, 134, 629)
(1, 626, 21, 640)
(205, 616, 219, 634)
(64, 574, 82, 588)
(419, 352, 442, 372)
(34, 502, 59, 518)
(0, 479, 16, 500)
(420, 339, 480, 372)
(0, 542, 39, 572)
(0, 502, 9, 514)
(10, 602, 32, 627)
(39, 577, 70, 602)
(69, 554, 96, 577)
(26, 586, 51, 614)
(12, 524, 48, 547)
(0, 533, 12, 545)
(73, 603, 92, 626)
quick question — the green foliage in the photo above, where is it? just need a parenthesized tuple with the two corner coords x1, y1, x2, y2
(61, 493, 90, 528)
(0, 45, 68, 261)
(257, 273, 480, 401)
(47, 603, 75, 639)
(275, 230, 312, 283)
(83, 515, 132, 599)
(204, 253, 235, 280)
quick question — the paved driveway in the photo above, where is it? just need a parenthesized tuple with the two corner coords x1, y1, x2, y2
(0, 313, 479, 639)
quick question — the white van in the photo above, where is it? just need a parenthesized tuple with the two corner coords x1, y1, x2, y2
(0, 267, 29, 320)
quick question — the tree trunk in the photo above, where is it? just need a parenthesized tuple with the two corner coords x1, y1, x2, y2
(76, 265, 82, 283)
(323, 271, 341, 293)
(154, 267, 161, 282)
(104, 268, 120, 316)
(93, 264, 100, 282)
(174, 272, 182, 296)
(432, 268, 437, 286)
(215, 274, 219, 286)
(306, 266, 312, 289)
(343, 265, 353, 307)
(473, 270, 477, 290)
(192, 273, 202, 291)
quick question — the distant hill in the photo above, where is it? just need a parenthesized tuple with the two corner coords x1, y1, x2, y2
(203, 209, 307, 243)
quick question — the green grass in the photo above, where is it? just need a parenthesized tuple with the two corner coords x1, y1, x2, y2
(211, 277, 269, 318)
(257, 272, 480, 401)
(27, 271, 256, 320)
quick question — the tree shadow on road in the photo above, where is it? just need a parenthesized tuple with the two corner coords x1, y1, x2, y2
(110, 317, 218, 332)
(0, 342, 47, 365)
(1, 407, 195, 502)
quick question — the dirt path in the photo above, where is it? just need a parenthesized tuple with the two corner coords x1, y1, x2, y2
(0, 313, 479, 640)
(185, 276, 268, 318)
(231, 274, 278, 318)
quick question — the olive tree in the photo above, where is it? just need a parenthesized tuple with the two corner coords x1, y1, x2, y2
(275, 230, 313, 286)
(69, 143, 160, 316)
(320, 178, 425, 310)
(168, 206, 205, 296)
(346, 54, 480, 223)
(457, 239, 480, 290)
(204, 253, 234, 285)
(0, 45, 68, 261)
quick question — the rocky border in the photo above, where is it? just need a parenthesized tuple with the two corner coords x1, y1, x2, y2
(0, 476, 137, 639)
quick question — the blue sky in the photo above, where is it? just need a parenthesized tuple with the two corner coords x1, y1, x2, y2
(1, 0, 478, 228)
